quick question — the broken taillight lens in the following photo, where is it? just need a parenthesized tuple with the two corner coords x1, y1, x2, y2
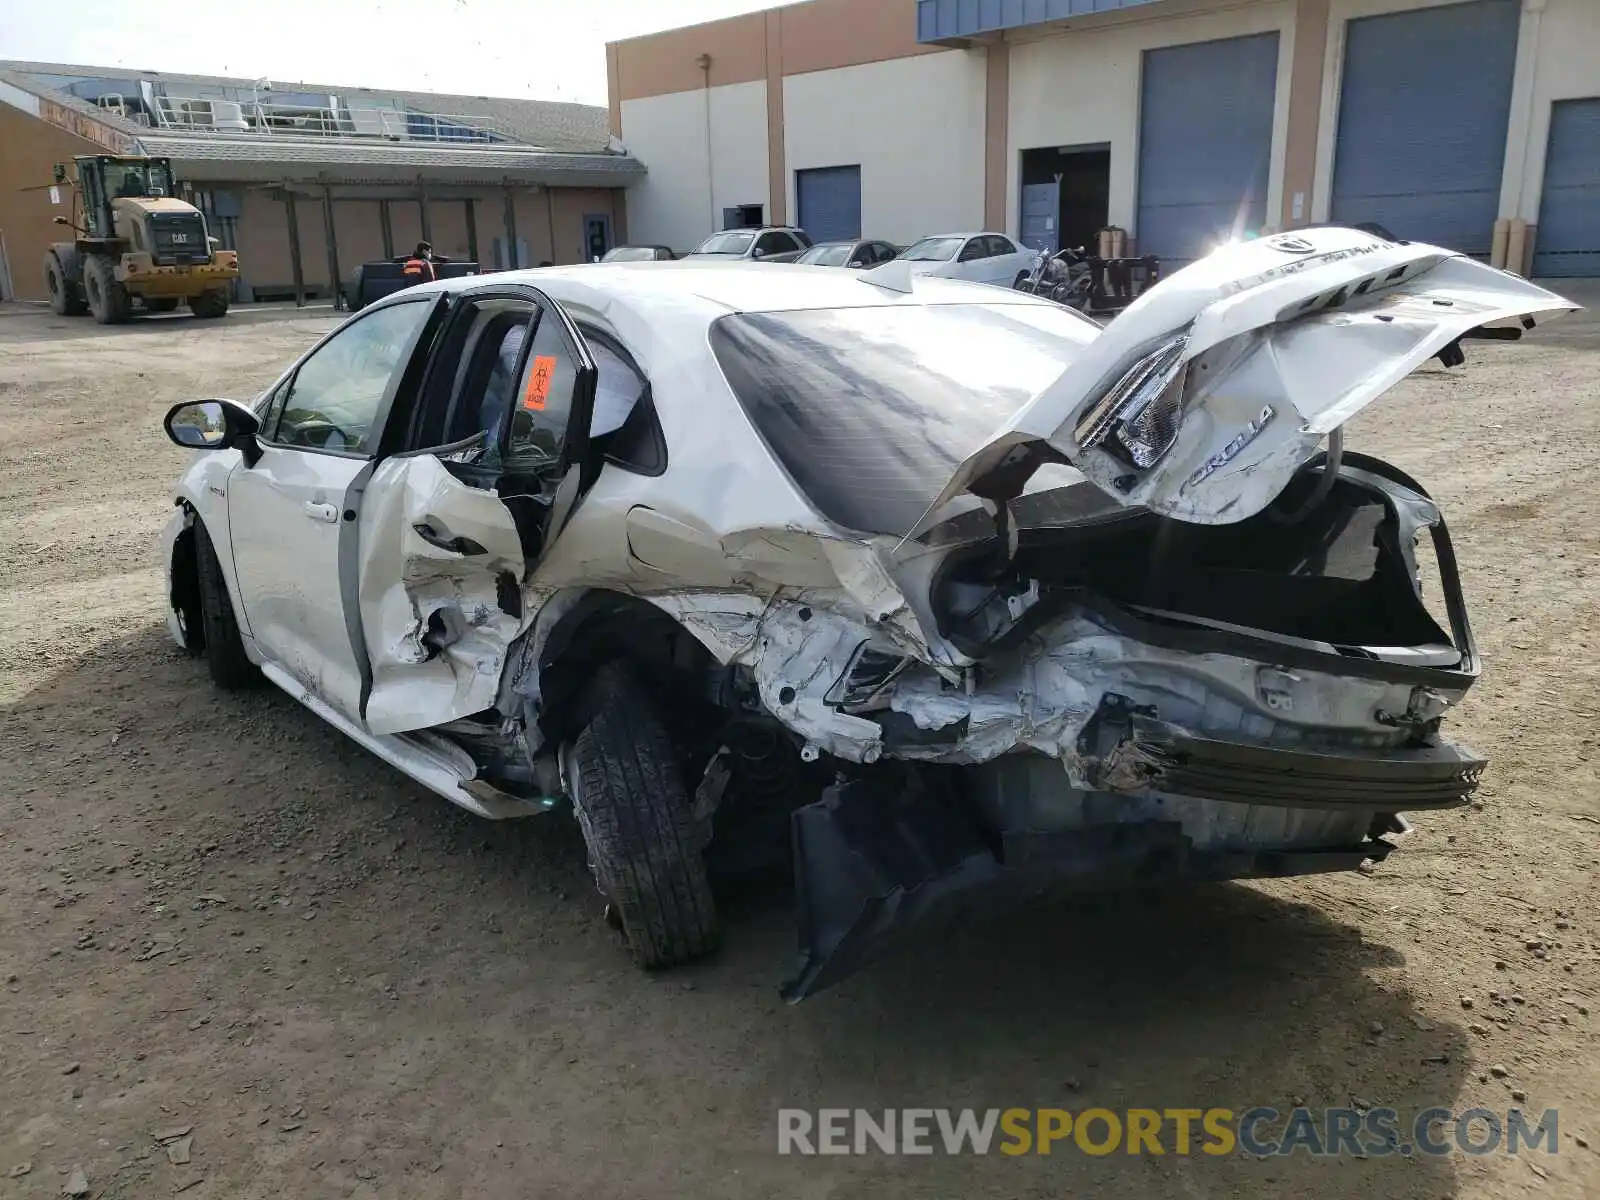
(1074, 333, 1191, 469)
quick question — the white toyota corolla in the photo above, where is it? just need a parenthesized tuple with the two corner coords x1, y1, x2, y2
(160, 236, 1573, 997)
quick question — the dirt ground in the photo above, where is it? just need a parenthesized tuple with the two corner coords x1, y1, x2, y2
(0, 290, 1597, 1200)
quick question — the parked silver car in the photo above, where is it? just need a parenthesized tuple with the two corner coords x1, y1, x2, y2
(160, 231, 1573, 997)
(794, 239, 900, 268)
(684, 226, 812, 263)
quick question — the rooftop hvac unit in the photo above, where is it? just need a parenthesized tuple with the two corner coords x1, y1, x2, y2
(209, 100, 248, 131)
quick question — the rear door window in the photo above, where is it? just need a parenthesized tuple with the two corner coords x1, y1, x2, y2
(755, 231, 799, 257)
(958, 238, 991, 262)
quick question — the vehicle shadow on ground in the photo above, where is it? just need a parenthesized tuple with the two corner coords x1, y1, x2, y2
(3, 623, 1476, 1199)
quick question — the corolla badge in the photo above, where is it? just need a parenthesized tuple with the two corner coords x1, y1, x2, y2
(1266, 234, 1316, 254)
(1183, 405, 1276, 493)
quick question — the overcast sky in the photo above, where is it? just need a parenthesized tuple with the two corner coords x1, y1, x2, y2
(1, 0, 775, 106)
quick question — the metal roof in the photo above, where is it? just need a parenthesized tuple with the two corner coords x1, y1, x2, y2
(137, 133, 644, 188)
(0, 59, 614, 153)
(916, 0, 1173, 43)
(0, 63, 643, 187)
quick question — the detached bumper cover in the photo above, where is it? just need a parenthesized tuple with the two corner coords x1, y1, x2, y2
(784, 766, 1398, 1001)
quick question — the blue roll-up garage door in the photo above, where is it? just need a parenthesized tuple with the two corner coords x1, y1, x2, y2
(1534, 98, 1600, 278)
(796, 165, 862, 244)
(1137, 33, 1279, 266)
(1329, 0, 1519, 255)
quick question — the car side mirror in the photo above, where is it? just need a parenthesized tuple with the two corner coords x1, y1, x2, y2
(751, 247, 765, 260)
(164, 398, 262, 465)
(53, 163, 67, 184)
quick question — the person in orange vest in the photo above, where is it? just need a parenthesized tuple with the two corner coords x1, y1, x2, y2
(401, 241, 437, 285)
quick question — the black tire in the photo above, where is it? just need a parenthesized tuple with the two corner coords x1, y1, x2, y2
(84, 254, 131, 325)
(564, 663, 719, 968)
(188, 290, 230, 319)
(144, 297, 180, 313)
(43, 253, 87, 316)
(192, 519, 257, 689)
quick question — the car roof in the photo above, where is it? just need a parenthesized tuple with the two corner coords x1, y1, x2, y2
(427, 260, 1057, 319)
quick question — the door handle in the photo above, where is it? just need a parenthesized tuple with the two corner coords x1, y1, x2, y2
(302, 501, 339, 523)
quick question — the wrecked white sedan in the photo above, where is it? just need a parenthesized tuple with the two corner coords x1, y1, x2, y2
(161, 231, 1573, 998)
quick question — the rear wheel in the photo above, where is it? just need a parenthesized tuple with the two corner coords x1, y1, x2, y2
(188, 290, 230, 319)
(563, 663, 719, 968)
(43, 253, 87, 316)
(144, 297, 180, 313)
(83, 254, 131, 325)
(193, 519, 257, 689)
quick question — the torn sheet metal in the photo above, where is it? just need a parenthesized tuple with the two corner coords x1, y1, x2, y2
(357, 453, 531, 735)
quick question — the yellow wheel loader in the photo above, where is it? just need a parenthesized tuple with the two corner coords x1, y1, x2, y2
(42, 156, 240, 324)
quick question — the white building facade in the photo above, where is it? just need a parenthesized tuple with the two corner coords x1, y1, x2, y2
(608, 0, 1600, 275)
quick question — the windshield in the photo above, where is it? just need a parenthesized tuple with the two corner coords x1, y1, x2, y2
(709, 303, 1099, 535)
(601, 246, 662, 262)
(797, 244, 854, 266)
(898, 237, 963, 262)
(692, 231, 755, 256)
(104, 159, 170, 199)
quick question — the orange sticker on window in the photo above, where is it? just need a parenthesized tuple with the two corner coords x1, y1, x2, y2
(522, 355, 557, 411)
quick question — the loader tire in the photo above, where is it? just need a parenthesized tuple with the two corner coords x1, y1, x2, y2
(188, 290, 230, 319)
(564, 663, 719, 969)
(144, 297, 180, 313)
(84, 254, 131, 325)
(193, 519, 257, 690)
(44, 253, 87, 316)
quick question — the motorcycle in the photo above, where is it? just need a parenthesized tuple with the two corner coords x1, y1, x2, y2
(1016, 245, 1093, 311)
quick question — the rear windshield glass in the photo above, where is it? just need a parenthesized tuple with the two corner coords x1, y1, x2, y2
(709, 303, 1098, 535)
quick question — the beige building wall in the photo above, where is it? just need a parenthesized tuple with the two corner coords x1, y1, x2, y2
(1308, 0, 1600, 235)
(1515, 0, 1600, 227)
(613, 0, 1600, 259)
(0, 91, 107, 302)
(1006, 0, 1298, 248)
(783, 50, 987, 243)
(621, 80, 770, 252)
(234, 190, 293, 295)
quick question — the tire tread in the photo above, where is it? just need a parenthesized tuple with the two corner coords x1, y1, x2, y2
(569, 663, 718, 967)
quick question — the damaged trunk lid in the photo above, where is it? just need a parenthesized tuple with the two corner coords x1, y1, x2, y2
(918, 228, 1576, 530)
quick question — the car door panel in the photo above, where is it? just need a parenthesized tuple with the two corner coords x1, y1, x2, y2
(227, 447, 368, 711)
(953, 238, 986, 281)
(225, 297, 444, 721)
(355, 285, 599, 734)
